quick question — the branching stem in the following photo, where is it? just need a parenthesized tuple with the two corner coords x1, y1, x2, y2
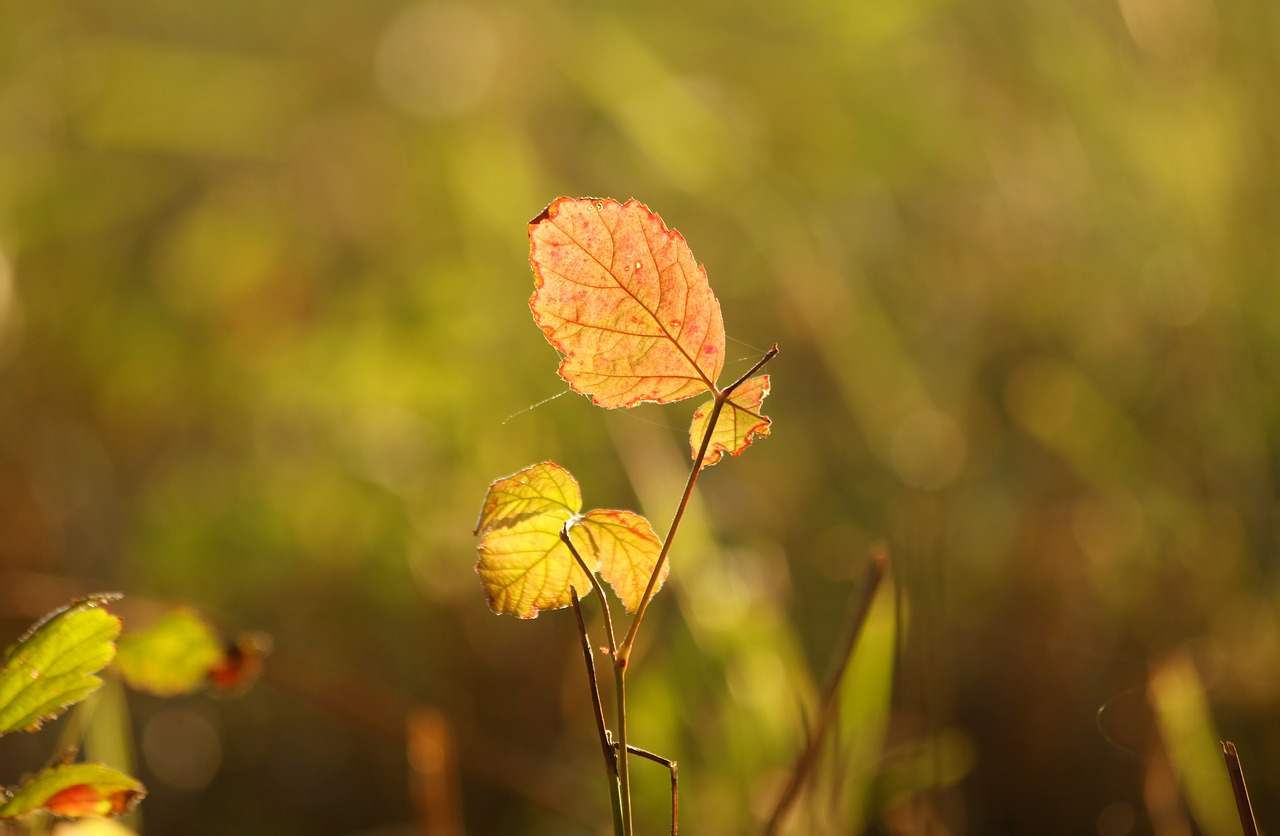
(619, 345, 778, 662)
(567, 344, 777, 836)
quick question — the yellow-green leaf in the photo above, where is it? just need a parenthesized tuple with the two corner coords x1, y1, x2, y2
(475, 462, 593, 618)
(688, 375, 771, 469)
(116, 608, 224, 697)
(474, 460, 581, 537)
(0, 596, 122, 736)
(573, 510, 665, 612)
(0, 762, 144, 819)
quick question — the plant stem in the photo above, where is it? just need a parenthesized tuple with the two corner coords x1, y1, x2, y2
(563, 528, 632, 835)
(619, 345, 778, 661)
(614, 662, 634, 835)
(571, 589, 625, 836)
(1222, 740, 1258, 836)
(621, 745, 678, 836)
(568, 345, 776, 835)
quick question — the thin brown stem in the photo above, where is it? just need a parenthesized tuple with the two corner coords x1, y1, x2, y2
(1222, 740, 1259, 836)
(571, 589, 624, 836)
(619, 344, 779, 661)
(562, 526, 631, 835)
(764, 545, 889, 835)
(618, 744, 679, 836)
(562, 526, 618, 656)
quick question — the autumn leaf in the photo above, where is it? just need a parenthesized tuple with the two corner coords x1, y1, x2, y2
(529, 197, 726, 408)
(572, 510, 665, 613)
(0, 762, 145, 819)
(0, 596, 121, 736)
(474, 462, 592, 618)
(689, 375, 772, 469)
(474, 462, 666, 618)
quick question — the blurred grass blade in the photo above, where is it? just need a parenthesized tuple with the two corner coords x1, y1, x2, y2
(1148, 651, 1237, 836)
(837, 565, 899, 830)
(0, 596, 122, 735)
(765, 549, 892, 834)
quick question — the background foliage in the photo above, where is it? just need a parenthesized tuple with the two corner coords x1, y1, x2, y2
(1, 0, 1278, 833)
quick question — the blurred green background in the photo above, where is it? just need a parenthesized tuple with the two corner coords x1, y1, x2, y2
(1, 0, 1278, 833)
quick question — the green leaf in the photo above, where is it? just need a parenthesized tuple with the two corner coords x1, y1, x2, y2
(688, 374, 771, 469)
(0, 596, 122, 736)
(0, 762, 145, 819)
(528, 197, 726, 408)
(474, 462, 592, 618)
(573, 510, 665, 612)
(116, 608, 224, 697)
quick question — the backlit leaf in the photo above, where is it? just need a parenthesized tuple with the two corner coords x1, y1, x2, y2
(474, 459, 581, 536)
(0, 596, 122, 736)
(688, 375, 772, 469)
(475, 462, 593, 618)
(529, 197, 726, 408)
(115, 608, 223, 697)
(0, 762, 144, 819)
(573, 510, 665, 612)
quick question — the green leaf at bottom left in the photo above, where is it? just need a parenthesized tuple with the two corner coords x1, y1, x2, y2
(0, 596, 122, 735)
(0, 762, 145, 819)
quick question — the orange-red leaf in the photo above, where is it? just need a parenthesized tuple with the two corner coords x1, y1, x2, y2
(474, 462, 593, 618)
(529, 197, 726, 408)
(689, 375, 772, 468)
(572, 510, 665, 612)
(0, 762, 144, 819)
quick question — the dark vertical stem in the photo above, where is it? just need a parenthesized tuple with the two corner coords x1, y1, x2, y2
(571, 589, 624, 836)
(563, 528, 631, 835)
(1222, 740, 1259, 836)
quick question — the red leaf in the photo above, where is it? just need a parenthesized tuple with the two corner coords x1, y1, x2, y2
(43, 783, 142, 818)
(529, 197, 726, 408)
(689, 375, 772, 468)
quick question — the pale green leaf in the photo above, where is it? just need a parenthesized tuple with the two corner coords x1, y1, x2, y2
(0, 762, 144, 819)
(116, 608, 224, 696)
(574, 509, 664, 612)
(475, 462, 593, 618)
(688, 375, 771, 469)
(0, 596, 122, 736)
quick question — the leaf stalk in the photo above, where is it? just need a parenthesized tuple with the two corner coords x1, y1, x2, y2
(618, 345, 778, 662)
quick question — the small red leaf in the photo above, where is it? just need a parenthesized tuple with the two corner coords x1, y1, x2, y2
(529, 197, 726, 408)
(44, 784, 142, 818)
(689, 375, 772, 468)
